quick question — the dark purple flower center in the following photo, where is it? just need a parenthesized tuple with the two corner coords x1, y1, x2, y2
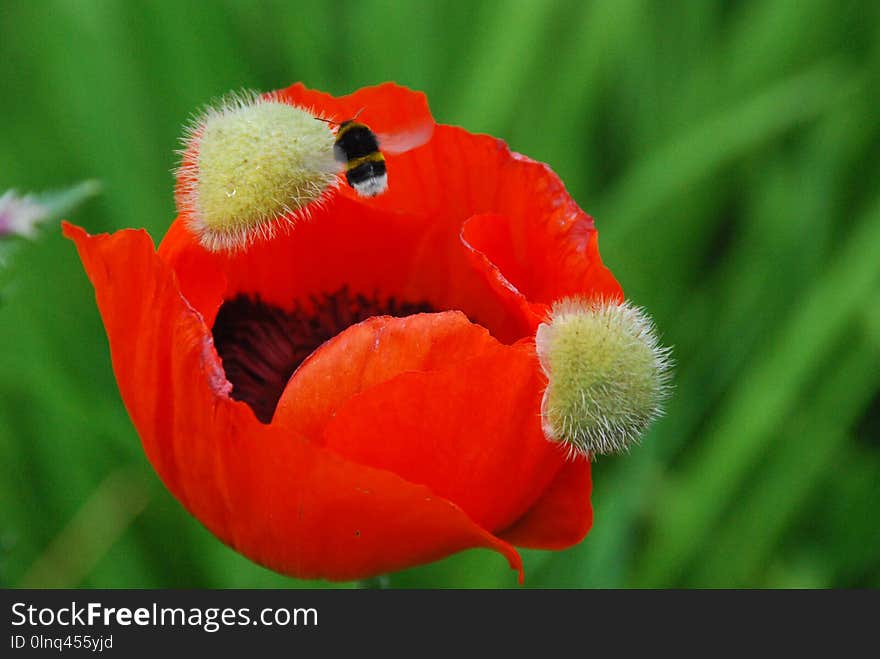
(212, 286, 435, 423)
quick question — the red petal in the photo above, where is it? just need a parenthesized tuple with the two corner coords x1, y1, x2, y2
(64, 222, 523, 582)
(367, 125, 624, 305)
(499, 457, 593, 549)
(273, 311, 499, 436)
(158, 195, 536, 344)
(158, 197, 430, 328)
(281, 311, 567, 532)
(275, 82, 434, 148)
(155, 218, 228, 325)
(463, 212, 623, 306)
(268, 84, 620, 307)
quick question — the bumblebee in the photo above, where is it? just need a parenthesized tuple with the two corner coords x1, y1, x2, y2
(318, 112, 433, 197)
(333, 119, 388, 197)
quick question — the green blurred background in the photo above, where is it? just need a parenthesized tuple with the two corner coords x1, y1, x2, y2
(1, 0, 879, 588)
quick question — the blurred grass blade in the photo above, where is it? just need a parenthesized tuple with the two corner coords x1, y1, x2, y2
(18, 466, 152, 588)
(450, 0, 562, 131)
(599, 61, 861, 240)
(636, 196, 880, 586)
(692, 331, 880, 585)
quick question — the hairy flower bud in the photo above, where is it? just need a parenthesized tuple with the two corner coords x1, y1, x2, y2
(176, 91, 339, 252)
(536, 298, 672, 458)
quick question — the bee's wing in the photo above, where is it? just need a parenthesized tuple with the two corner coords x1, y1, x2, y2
(376, 120, 434, 155)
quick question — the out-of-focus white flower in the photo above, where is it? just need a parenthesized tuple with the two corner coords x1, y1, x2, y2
(0, 181, 100, 240)
(0, 190, 50, 239)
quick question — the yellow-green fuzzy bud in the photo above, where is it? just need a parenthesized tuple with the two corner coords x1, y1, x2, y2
(536, 298, 672, 458)
(176, 91, 339, 252)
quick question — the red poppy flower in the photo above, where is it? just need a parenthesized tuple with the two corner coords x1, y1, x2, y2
(64, 82, 623, 583)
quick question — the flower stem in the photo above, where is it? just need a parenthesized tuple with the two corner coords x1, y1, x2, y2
(356, 575, 391, 589)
